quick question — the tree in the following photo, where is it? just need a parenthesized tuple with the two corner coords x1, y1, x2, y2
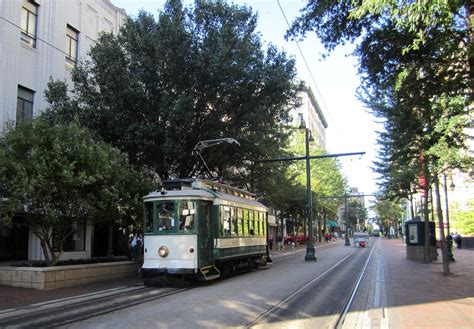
(287, 0, 473, 93)
(348, 0, 474, 90)
(290, 129, 347, 225)
(287, 1, 472, 269)
(371, 197, 402, 236)
(450, 200, 474, 235)
(0, 118, 152, 266)
(46, 0, 303, 184)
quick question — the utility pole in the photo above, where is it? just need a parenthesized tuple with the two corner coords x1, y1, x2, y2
(258, 142, 365, 259)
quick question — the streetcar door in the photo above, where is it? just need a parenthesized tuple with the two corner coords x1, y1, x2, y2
(198, 201, 212, 267)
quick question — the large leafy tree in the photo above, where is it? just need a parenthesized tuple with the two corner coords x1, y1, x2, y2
(46, 0, 302, 183)
(291, 130, 347, 223)
(287, 1, 472, 268)
(348, 0, 474, 91)
(371, 196, 402, 236)
(0, 118, 152, 266)
(287, 0, 473, 92)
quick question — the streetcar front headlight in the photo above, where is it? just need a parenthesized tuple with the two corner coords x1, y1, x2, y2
(158, 246, 169, 258)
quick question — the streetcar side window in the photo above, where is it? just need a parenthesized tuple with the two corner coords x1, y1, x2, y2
(255, 211, 260, 236)
(257, 212, 262, 236)
(262, 212, 267, 236)
(179, 201, 196, 231)
(237, 208, 243, 236)
(221, 206, 231, 237)
(144, 202, 153, 233)
(231, 207, 238, 236)
(243, 209, 249, 236)
(157, 202, 175, 231)
(249, 210, 255, 235)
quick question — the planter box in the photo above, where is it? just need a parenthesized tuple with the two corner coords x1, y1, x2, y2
(0, 261, 140, 290)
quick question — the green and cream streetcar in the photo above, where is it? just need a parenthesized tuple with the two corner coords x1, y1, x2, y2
(141, 178, 269, 285)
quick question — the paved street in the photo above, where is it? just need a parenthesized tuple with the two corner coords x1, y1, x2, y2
(1, 238, 473, 328)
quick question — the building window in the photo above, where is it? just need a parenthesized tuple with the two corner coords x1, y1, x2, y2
(16, 86, 34, 124)
(20, 0, 38, 48)
(63, 222, 86, 252)
(66, 25, 79, 67)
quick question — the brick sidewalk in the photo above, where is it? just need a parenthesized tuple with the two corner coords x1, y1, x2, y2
(382, 238, 474, 329)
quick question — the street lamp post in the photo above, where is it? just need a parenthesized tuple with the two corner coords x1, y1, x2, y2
(301, 121, 317, 261)
(345, 191, 350, 246)
(257, 125, 365, 260)
(443, 174, 452, 237)
(444, 174, 455, 261)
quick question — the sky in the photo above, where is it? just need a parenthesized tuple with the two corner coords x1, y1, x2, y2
(113, 0, 382, 196)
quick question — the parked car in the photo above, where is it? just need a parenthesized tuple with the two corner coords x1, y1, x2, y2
(284, 233, 312, 245)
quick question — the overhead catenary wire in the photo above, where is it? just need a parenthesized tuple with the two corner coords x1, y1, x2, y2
(275, 0, 334, 125)
(0, 16, 85, 65)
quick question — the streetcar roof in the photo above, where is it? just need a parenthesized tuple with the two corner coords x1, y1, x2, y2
(143, 189, 215, 201)
(143, 188, 267, 211)
(214, 191, 267, 210)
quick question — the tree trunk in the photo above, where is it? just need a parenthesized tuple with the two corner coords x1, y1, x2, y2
(318, 218, 322, 242)
(39, 239, 51, 265)
(107, 222, 114, 257)
(434, 174, 450, 275)
(423, 183, 431, 262)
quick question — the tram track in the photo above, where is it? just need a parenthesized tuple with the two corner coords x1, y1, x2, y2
(246, 252, 354, 327)
(335, 242, 376, 329)
(247, 240, 377, 328)
(0, 248, 310, 328)
(0, 284, 191, 328)
(1, 241, 372, 328)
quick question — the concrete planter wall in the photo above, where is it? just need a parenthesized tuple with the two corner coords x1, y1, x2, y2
(0, 261, 140, 290)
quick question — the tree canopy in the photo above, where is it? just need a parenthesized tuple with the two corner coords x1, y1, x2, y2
(0, 118, 152, 266)
(46, 0, 303, 184)
(371, 196, 402, 235)
(287, 1, 472, 200)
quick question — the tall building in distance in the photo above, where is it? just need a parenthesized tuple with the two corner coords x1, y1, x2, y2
(0, 0, 126, 128)
(289, 86, 328, 150)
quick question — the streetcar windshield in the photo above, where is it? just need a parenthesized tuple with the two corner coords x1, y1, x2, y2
(179, 201, 196, 231)
(157, 202, 175, 231)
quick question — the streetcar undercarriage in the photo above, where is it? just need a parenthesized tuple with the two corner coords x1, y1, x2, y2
(142, 255, 268, 286)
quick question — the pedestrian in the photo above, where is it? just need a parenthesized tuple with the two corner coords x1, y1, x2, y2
(269, 237, 273, 250)
(453, 233, 462, 249)
(324, 232, 330, 242)
(137, 232, 144, 256)
(130, 232, 139, 260)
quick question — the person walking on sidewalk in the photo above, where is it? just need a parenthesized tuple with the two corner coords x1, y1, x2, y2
(453, 232, 463, 249)
(130, 232, 139, 260)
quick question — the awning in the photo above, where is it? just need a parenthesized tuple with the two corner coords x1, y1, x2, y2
(326, 220, 338, 227)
